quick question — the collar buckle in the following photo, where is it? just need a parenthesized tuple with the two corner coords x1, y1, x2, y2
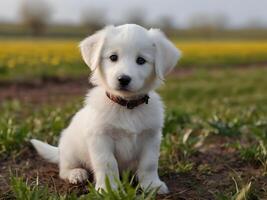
(126, 101, 135, 109)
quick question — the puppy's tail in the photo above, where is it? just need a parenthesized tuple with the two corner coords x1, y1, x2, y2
(30, 139, 59, 164)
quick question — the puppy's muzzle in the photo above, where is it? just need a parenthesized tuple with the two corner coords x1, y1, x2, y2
(118, 75, 131, 88)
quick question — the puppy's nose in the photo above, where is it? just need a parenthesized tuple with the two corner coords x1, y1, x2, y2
(118, 75, 131, 87)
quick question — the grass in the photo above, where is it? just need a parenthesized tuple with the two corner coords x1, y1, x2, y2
(0, 101, 79, 156)
(216, 179, 253, 200)
(1, 39, 267, 81)
(10, 173, 157, 200)
(0, 38, 267, 199)
(1, 67, 267, 199)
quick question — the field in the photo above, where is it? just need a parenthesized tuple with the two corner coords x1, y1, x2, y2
(1, 40, 267, 81)
(0, 39, 267, 199)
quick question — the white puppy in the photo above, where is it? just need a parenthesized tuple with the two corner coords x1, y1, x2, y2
(31, 24, 180, 194)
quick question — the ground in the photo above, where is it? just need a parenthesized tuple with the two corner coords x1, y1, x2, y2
(0, 67, 266, 199)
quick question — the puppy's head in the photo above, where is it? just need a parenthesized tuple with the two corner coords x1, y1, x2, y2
(80, 24, 180, 98)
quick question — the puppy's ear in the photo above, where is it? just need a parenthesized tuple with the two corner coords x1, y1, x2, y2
(148, 29, 181, 80)
(79, 26, 112, 71)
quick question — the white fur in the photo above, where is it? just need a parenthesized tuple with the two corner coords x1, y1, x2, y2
(30, 139, 59, 163)
(31, 24, 180, 194)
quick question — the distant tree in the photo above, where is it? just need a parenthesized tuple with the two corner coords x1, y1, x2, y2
(81, 7, 106, 33)
(245, 18, 267, 29)
(123, 7, 147, 27)
(148, 15, 177, 37)
(157, 15, 176, 30)
(188, 13, 228, 30)
(20, 0, 52, 36)
(157, 16, 172, 28)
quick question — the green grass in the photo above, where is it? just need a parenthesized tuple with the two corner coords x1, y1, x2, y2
(0, 101, 80, 156)
(10, 173, 156, 200)
(1, 67, 267, 199)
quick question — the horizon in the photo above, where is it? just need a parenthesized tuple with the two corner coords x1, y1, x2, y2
(1, 0, 267, 28)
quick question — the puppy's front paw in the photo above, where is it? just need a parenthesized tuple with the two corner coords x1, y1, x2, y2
(141, 179, 169, 194)
(95, 181, 118, 192)
(68, 168, 88, 184)
(156, 181, 169, 194)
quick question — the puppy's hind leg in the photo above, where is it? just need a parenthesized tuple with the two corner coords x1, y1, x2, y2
(57, 109, 90, 184)
(58, 137, 89, 184)
(59, 156, 89, 184)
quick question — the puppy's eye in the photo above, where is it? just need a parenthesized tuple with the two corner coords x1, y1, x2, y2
(109, 54, 118, 62)
(136, 57, 146, 65)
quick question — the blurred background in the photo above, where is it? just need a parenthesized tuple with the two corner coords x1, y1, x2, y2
(1, 0, 267, 38)
(1, 1, 267, 199)
(1, 0, 267, 81)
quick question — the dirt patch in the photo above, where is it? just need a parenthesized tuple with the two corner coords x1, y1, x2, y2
(0, 77, 91, 104)
(0, 146, 93, 199)
(1, 138, 266, 200)
(1, 64, 267, 104)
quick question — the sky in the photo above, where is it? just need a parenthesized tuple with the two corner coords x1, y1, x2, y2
(1, 0, 267, 28)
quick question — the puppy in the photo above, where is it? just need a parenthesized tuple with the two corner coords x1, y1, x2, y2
(31, 24, 180, 194)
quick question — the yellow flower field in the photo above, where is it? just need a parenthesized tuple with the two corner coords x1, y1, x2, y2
(176, 40, 267, 67)
(0, 39, 267, 80)
(0, 40, 80, 67)
(0, 39, 86, 80)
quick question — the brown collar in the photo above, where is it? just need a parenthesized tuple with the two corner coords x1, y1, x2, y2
(106, 92, 149, 109)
